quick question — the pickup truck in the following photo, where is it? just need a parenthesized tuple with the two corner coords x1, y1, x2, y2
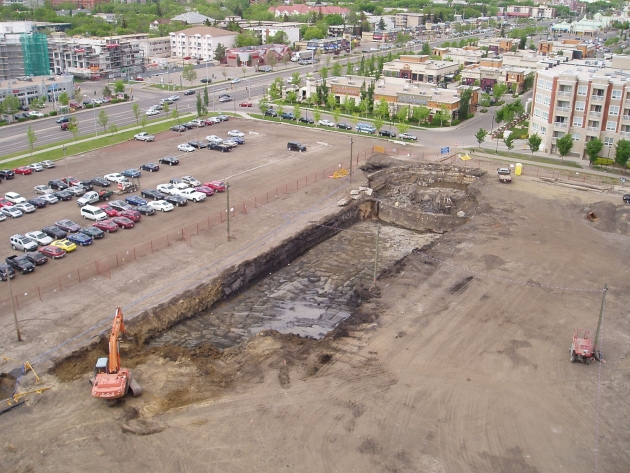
(77, 190, 113, 207)
(134, 132, 155, 142)
(6, 254, 35, 274)
(497, 168, 512, 183)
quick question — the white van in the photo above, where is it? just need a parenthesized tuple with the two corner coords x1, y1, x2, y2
(80, 205, 107, 221)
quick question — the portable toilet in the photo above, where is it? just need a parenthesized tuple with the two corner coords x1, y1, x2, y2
(515, 163, 523, 176)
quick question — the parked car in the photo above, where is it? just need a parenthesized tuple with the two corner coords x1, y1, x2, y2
(399, 133, 418, 141)
(1, 206, 22, 218)
(177, 188, 206, 202)
(108, 200, 132, 212)
(319, 119, 335, 127)
(228, 130, 245, 137)
(281, 112, 296, 121)
(208, 143, 231, 152)
(48, 179, 68, 190)
(14, 166, 33, 175)
(79, 226, 105, 240)
(171, 125, 187, 132)
(28, 111, 45, 118)
(299, 117, 314, 124)
(177, 143, 195, 153)
(53, 190, 72, 201)
(159, 156, 179, 166)
(25, 231, 53, 246)
(140, 163, 160, 173)
(34, 185, 53, 195)
(205, 181, 227, 192)
(25, 251, 48, 265)
(184, 90, 195, 96)
(181, 176, 202, 187)
(6, 255, 35, 274)
(164, 195, 188, 207)
(378, 130, 397, 137)
(55, 219, 81, 233)
(188, 140, 207, 149)
(39, 245, 66, 259)
(0, 263, 16, 280)
(42, 225, 67, 240)
(91, 177, 111, 187)
(67, 232, 93, 247)
(5, 192, 26, 204)
(148, 200, 174, 212)
(118, 209, 142, 222)
(264, 109, 278, 117)
(227, 136, 244, 145)
(145, 109, 160, 116)
(50, 238, 77, 252)
(336, 122, 352, 130)
(93, 219, 118, 233)
(125, 195, 148, 206)
(39, 194, 59, 205)
(121, 168, 141, 178)
(104, 173, 126, 183)
(136, 205, 155, 216)
(200, 78, 212, 83)
(10, 234, 38, 252)
(195, 186, 215, 196)
(15, 202, 36, 214)
(66, 185, 87, 197)
(28, 197, 48, 209)
(55, 116, 70, 124)
(26, 163, 44, 172)
(0, 169, 14, 180)
(141, 189, 167, 201)
(168, 95, 180, 101)
(39, 160, 55, 169)
(112, 216, 135, 229)
(156, 183, 177, 195)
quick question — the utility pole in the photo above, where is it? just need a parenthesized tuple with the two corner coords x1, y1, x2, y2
(593, 283, 607, 361)
(6, 268, 21, 341)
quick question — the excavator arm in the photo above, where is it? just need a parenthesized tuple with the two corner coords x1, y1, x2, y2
(107, 307, 125, 375)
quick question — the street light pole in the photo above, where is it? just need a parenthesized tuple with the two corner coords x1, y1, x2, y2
(6, 268, 21, 341)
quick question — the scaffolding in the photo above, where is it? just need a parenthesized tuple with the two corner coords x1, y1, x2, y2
(21, 33, 50, 77)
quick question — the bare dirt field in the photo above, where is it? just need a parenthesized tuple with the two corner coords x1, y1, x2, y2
(2, 122, 630, 473)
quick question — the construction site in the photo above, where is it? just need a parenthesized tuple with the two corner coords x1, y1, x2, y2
(2, 146, 630, 472)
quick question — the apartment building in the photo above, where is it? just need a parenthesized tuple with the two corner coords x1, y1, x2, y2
(505, 6, 556, 19)
(49, 33, 147, 79)
(395, 13, 425, 29)
(169, 26, 237, 61)
(528, 57, 630, 159)
(382, 55, 460, 86)
(538, 39, 595, 59)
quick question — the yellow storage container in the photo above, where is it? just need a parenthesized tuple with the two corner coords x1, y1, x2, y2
(515, 163, 523, 176)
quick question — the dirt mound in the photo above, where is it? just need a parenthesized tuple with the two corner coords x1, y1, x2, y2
(585, 201, 630, 234)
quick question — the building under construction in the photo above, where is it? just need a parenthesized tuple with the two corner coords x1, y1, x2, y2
(0, 22, 51, 80)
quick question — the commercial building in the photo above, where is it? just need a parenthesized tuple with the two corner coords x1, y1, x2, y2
(432, 47, 484, 66)
(241, 23, 300, 46)
(461, 57, 533, 94)
(0, 74, 74, 111)
(169, 26, 237, 61)
(505, 6, 556, 19)
(225, 44, 290, 68)
(302, 75, 479, 121)
(382, 55, 460, 86)
(538, 39, 595, 59)
(528, 56, 630, 159)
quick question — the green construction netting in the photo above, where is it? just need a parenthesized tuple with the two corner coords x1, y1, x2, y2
(21, 33, 49, 76)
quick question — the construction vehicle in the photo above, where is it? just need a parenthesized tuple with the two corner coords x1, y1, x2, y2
(90, 308, 142, 402)
(497, 167, 512, 183)
(76, 190, 113, 207)
(570, 329, 598, 364)
(115, 178, 139, 195)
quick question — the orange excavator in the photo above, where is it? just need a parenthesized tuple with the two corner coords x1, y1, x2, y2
(90, 307, 142, 401)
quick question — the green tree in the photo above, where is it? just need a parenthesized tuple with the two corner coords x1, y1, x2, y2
(374, 117, 384, 134)
(457, 87, 472, 121)
(421, 42, 432, 55)
(492, 83, 508, 102)
(287, 91, 297, 104)
(102, 85, 112, 99)
(346, 61, 353, 75)
(414, 105, 431, 125)
(397, 105, 409, 123)
(519, 36, 527, 49)
(68, 118, 79, 141)
(556, 134, 574, 162)
(320, 66, 329, 80)
(332, 107, 341, 124)
(398, 122, 410, 135)
(196, 93, 202, 116)
(97, 110, 109, 132)
(235, 32, 261, 47)
(140, 115, 148, 129)
(290, 72, 301, 86)
(332, 62, 342, 77)
(528, 133, 542, 155)
(585, 138, 603, 164)
(204, 87, 209, 107)
(475, 128, 487, 149)
(132, 103, 141, 124)
(108, 123, 118, 134)
(267, 52, 278, 71)
(614, 139, 630, 169)
(26, 125, 37, 155)
(2, 94, 20, 119)
(114, 80, 125, 94)
(182, 65, 197, 86)
(326, 92, 336, 110)
(313, 108, 321, 125)
(163, 102, 170, 114)
(504, 133, 515, 151)
(351, 112, 359, 129)
(58, 92, 69, 107)
(375, 98, 389, 119)
(434, 105, 451, 126)
(258, 101, 270, 115)
(214, 43, 227, 63)
(293, 104, 301, 121)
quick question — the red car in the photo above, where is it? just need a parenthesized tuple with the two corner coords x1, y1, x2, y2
(0, 199, 14, 208)
(202, 119, 215, 126)
(112, 216, 135, 229)
(14, 166, 33, 175)
(99, 205, 119, 217)
(62, 176, 80, 186)
(39, 245, 66, 259)
(93, 219, 118, 233)
(195, 185, 215, 196)
(239, 102, 252, 107)
(118, 209, 141, 222)
(204, 181, 226, 192)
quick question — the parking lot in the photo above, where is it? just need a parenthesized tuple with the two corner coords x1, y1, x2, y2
(0, 117, 374, 294)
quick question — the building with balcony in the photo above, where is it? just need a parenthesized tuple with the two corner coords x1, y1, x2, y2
(395, 13, 425, 29)
(169, 26, 237, 61)
(49, 33, 147, 79)
(432, 47, 484, 66)
(477, 37, 516, 55)
(528, 56, 630, 159)
(241, 22, 300, 46)
(461, 57, 533, 94)
(538, 39, 595, 59)
(505, 6, 556, 19)
(382, 55, 460, 86)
